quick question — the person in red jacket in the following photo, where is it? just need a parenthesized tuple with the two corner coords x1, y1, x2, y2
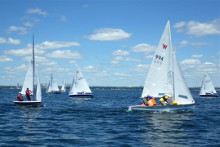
(26, 88, 32, 101)
(17, 92, 23, 101)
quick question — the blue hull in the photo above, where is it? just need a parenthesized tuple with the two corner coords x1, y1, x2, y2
(69, 94, 94, 98)
(14, 101, 41, 106)
(128, 104, 195, 112)
(200, 94, 218, 97)
(47, 91, 61, 94)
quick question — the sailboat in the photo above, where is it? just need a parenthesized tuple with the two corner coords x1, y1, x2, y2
(69, 64, 93, 98)
(128, 21, 195, 111)
(60, 81, 66, 92)
(46, 74, 61, 94)
(14, 36, 42, 105)
(199, 73, 218, 97)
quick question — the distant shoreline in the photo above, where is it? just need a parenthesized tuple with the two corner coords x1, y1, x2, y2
(1, 86, 219, 91)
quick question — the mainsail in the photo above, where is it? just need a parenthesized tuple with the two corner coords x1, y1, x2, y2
(69, 65, 92, 95)
(141, 20, 195, 105)
(200, 73, 217, 95)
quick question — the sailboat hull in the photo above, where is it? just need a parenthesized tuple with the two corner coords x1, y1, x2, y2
(46, 91, 61, 94)
(14, 101, 41, 106)
(200, 94, 218, 97)
(69, 94, 94, 98)
(128, 104, 195, 112)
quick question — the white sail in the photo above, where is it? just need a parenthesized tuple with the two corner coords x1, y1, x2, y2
(47, 74, 60, 92)
(21, 60, 34, 95)
(141, 21, 172, 98)
(36, 69, 42, 102)
(200, 73, 217, 95)
(69, 65, 92, 95)
(141, 20, 194, 105)
(61, 81, 66, 92)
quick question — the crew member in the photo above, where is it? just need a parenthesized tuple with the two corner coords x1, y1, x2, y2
(26, 88, 32, 101)
(17, 92, 23, 101)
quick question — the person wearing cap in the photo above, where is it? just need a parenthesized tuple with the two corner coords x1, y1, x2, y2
(160, 95, 178, 106)
(26, 88, 32, 101)
(142, 95, 157, 106)
(17, 92, 23, 101)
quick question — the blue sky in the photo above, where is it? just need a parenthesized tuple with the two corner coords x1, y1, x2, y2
(0, 0, 219, 87)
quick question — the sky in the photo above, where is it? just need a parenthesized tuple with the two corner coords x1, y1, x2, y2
(0, 0, 219, 87)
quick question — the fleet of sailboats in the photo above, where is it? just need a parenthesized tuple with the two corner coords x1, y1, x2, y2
(199, 73, 218, 97)
(128, 20, 195, 111)
(69, 64, 93, 98)
(46, 74, 61, 94)
(11, 22, 219, 109)
(14, 36, 42, 105)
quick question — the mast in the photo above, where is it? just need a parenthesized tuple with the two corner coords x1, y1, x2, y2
(33, 34, 35, 100)
(168, 21, 175, 99)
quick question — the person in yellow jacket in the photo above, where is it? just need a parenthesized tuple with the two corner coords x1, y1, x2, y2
(159, 95, 178, 106)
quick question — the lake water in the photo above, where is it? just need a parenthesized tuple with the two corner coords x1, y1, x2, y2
(0, 88, 220, 146)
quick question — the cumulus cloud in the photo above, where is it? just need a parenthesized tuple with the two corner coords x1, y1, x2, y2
(46, 50, 82, 59)
(87, 28, 131, 41)
(23, 56, 56, 66)
(180, 59, 201, 65)
(26, 8, 48, 16)
(192, 54, 203, 58)
(82, 66, 99, 73)
(180, 40, 211, 48)
(174, 18, 220, 37)
(134, 64, 150, 72)
(112, 50, 129, 56)
(5, 41, 80, 56)
(0, 56, 13, 62)
(7, 26, 27, 35)
(131, 43, 156, 52)
(0, 37, 20, 45)
(4, 64, 27, 74)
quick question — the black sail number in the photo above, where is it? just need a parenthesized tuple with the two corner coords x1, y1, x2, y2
(154, 54, 164, 64)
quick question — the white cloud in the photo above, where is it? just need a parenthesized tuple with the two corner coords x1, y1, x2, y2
(7, 26, 27, 35)
(46, 50, 82, 59)
(174, 19, 220, 37)
(4, 64, 27, 74)
(114, 72, 130, 76)
(26, 8, 48, 16)
(180, 40, 211, 48)
(180, 59, 201, 65)
(131, 43, 156, 52)
(87, 28, 131, 41)
(192, 54, 203, 58)
(0, 37, 20, 45)
(82, 66, 99, 73)
(23, 56, 57, 66)
(5, 41, 80, 56)
(24, 22, 33, 27)
(134, 64, 150, 72)
(60, 15, 67, 22)
(0, 56, 13, 62)
(112, 50, 129, 56)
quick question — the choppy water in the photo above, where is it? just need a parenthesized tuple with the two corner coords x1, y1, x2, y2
(0, 88, 220, 146)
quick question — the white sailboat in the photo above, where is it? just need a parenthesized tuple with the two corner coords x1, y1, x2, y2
(199, 73, 218, 97)
(60, 81, 66, 92)
(14, 36, 42, 105)
(128, 21, 195, 111)
(69, 64, 93, 98)
(46, 74, 61, 94)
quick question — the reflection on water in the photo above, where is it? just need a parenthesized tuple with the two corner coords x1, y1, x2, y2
(140, 112, 195, 146)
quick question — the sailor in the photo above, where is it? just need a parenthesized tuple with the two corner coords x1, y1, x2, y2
(17, 92, 23, 101)
(26, 88, 32, 101)
(160, 95, 178, 105)
(142, 95, 157, 106)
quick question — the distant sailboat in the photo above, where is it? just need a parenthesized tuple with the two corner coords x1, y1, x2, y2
(60, 81, 66, 92)
(46, 74, 61, 94)
(69, 64, 93, 98)
(199, 73, 218, 97)
(14, 35, 42, 105)
(129, 21, 195, 111)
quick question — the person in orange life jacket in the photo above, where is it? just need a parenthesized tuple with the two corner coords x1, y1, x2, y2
(26, 88, 32, 101)
(142, 95, 157, 106)
(17, 92, 23, 101)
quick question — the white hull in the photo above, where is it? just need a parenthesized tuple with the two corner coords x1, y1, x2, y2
(128, 104, 195, 112)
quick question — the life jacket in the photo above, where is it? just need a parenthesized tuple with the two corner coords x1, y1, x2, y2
(17, 93, 22, 101)
(26, 90, 31, 96)
(148, 98, 157, 106)
(159, 98, 166, 106)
